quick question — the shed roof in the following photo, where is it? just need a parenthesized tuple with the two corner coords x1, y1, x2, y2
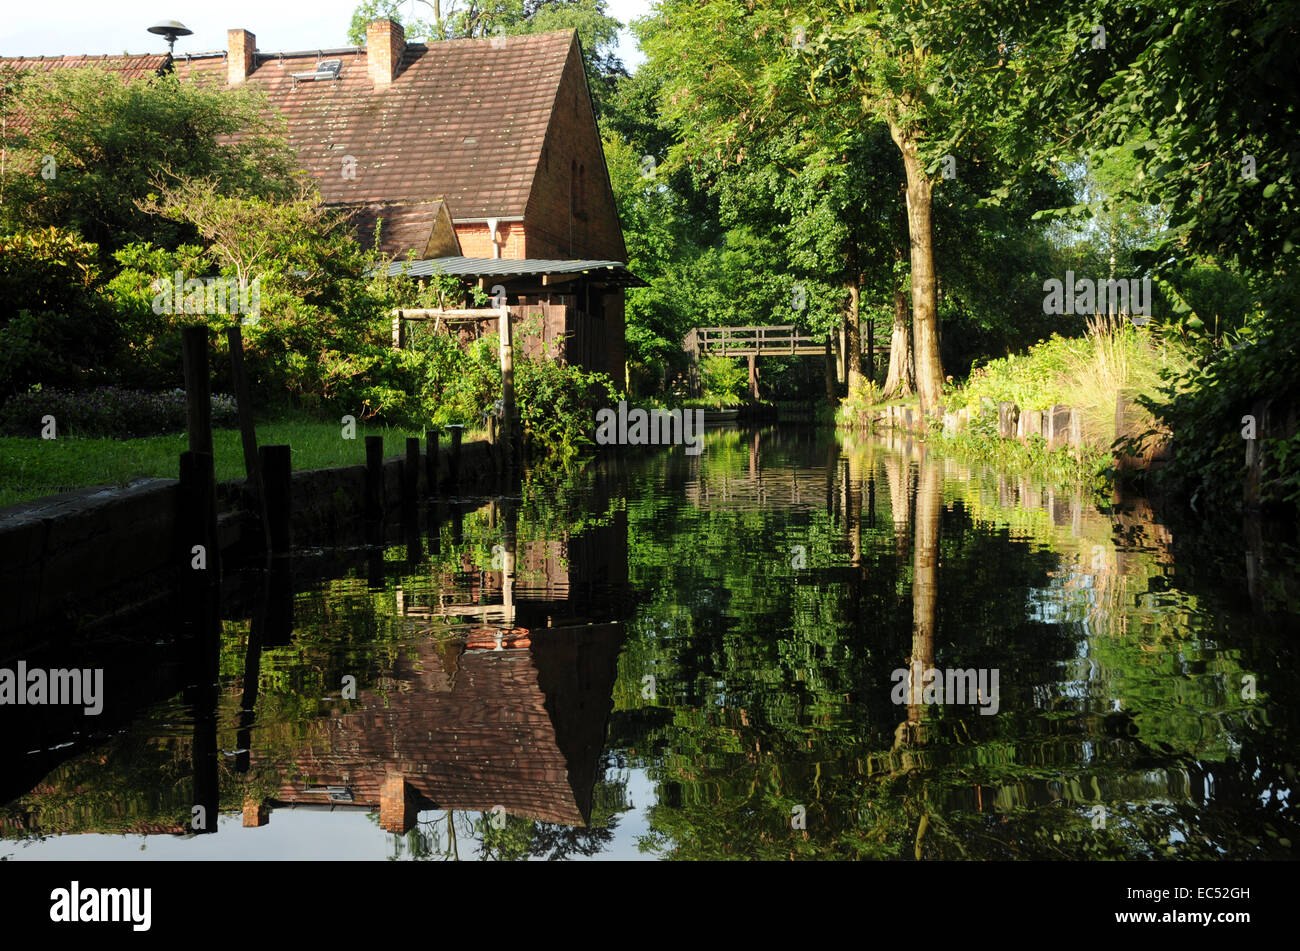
(384, 256, 646, 287)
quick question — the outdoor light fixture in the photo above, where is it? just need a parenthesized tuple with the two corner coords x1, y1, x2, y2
(146, 19, 193, 54)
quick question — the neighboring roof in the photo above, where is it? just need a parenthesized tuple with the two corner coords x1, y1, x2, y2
(0, 53, 173, 133)
(384, 256, 646, 286)
(343, 198, 463, 257)
(172, 32, 576, 221)
(0, 53, 170, 79)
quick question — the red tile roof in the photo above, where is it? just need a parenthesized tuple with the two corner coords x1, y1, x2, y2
(0, 53, 172, 133)
(173, 32, 576, 222)
(0, 53, 171, 79)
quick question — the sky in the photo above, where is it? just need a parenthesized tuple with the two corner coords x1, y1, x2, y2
(0, 0, 651, 69)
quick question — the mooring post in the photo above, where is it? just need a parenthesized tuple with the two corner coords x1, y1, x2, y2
(179, 441, 222, 837)
(404, 437, 420, 517)
(425, 427, 439, 493)
(499, 303, 516, 477)
(259, 444, 291, 555)
(225, 325, 268, 549)
(447, 424, 463, 487)
(179, 449, 221, 588)
(181, 326, 214, 457)
(365, 435, 384, 520)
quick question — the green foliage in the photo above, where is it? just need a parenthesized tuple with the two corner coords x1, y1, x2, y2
(956, 318, 1190, 443)
(698, 355, 748, 405)
(0, 67, 295, 256)
(0, 386, 236, 438)
(0, 228, 119, 397)
(101, 241, 209, 388)
(834, 377, 883, 428)
(1135, 295, 1300, 511)
(515, 353, 619, 462)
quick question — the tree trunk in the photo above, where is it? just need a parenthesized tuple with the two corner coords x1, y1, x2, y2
(824, 338, 837, 405)
(863, 272, 874, 385)
(881, 251, 914, 398)
(906, 453, 941, 735)
(844, 279, 863, 392)
(890, 121, 945, 416)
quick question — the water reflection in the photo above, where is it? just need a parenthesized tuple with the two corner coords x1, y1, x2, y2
(2, 426, 1297, 860)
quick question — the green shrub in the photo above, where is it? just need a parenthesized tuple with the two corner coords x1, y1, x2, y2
(699, 355, 749, 404)
(0, 386, 237, 438)
(0, 228, 121, 397)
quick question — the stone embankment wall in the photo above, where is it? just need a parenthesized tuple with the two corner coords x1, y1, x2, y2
(0, 440, 497, 641)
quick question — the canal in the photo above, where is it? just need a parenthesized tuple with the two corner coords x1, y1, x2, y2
(2, 426, 1296, 860)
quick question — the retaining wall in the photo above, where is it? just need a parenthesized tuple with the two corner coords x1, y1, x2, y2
(0, 438, 498, 643)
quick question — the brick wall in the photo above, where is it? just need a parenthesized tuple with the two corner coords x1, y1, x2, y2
(455, 221, 525, 259)
(523, 41, 626, 262)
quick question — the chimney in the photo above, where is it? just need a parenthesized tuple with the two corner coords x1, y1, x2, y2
(227, 29, 256, 85)
(367, 18, 405, 87)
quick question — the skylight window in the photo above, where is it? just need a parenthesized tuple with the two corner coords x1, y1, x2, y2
(291, 58, 342, 89)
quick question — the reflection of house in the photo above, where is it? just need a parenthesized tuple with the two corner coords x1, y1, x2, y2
(251, 624, 624, 830)
(399, 509, 633, 630)
(0, 19, 637, 379)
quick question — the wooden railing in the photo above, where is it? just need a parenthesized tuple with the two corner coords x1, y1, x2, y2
(685, 325, 891, 358)
(685, 325, 828, 357)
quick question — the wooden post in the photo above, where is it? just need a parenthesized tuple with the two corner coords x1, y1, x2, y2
(997, 401, 1018, 439)
(448, 425, 463, 487)
(824, 338, 836, 405)
(404, 437, 420, 515)
(365, 435, 384, 519)
(499, 304, 516, 476)
(179, 449, 221, 585)
(425, 427, 439, 493)
(748, 353, 759, 401)
(1244, 399, 1265, 508)
(259, 444, 291, 555)
(225, 325, 270, 552)
(865, 308, 875, 385)
(1048, 404, 1071, 450)
(181, 326, 213, 457)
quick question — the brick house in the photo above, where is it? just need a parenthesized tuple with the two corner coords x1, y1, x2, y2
(1, 19, 635, 382)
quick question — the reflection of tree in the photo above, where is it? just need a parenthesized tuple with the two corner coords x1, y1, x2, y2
(898, 452, 939, 748)
(610, 427, 1298, 859)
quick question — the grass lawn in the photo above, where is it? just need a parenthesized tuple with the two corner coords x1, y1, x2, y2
(0, 418, 487, 508)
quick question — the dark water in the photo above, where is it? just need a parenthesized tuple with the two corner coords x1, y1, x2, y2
(3, 426, 1298, 860)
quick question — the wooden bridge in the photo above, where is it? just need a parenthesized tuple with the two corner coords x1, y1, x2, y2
(683, 325, 890, 398)
(684, 325, 829, 358)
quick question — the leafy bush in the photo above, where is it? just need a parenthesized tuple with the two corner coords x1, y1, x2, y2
(1136, 298, 1300, 511)
(835, 376, 883, 427)
(699, 355, 749, 404)
(0, 228, 121, 397)
(954, 316, 1190, 448)
(0, 386, 237, 438)
(515, 356, 619, 463)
